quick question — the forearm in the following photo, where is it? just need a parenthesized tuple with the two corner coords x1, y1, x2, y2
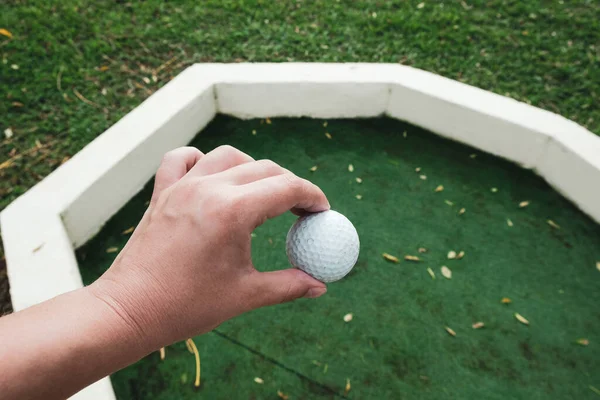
(0, 286, 151, 400)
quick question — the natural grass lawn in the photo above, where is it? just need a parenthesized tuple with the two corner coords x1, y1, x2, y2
(77, 116, 600, 399)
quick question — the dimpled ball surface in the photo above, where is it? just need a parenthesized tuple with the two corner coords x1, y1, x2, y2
(286, 210, 360, 283)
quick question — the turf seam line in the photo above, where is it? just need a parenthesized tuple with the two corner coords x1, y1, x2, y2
(212, 329, 349, 399)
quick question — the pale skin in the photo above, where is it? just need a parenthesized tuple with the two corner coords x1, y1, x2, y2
(0, 145, 330, 400)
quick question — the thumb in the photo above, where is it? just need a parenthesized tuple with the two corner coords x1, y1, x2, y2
(247, 269, 327, 308)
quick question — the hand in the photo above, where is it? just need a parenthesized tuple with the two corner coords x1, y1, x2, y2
(89, 145, 330, 350)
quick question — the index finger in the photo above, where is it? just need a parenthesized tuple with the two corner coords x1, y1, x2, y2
(239, 173, 330, 226)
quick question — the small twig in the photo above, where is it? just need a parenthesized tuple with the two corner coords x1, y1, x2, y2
(73, 88, 101, 108)
(137, 40, 151, 54)
(154, 55, 178, 75)
(185, 338, 201, 387)
(0, 139, 58, 170)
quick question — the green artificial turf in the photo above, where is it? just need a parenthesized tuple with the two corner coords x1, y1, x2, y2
(77, 116, 600, 399)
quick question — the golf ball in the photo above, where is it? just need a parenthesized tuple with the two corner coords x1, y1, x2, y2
(286, 210, 360, 283)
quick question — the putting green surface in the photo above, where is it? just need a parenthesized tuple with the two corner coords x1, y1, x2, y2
(77, 116, 600, 399)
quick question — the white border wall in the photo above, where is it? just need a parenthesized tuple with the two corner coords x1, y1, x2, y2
(1, 63, 598, 399)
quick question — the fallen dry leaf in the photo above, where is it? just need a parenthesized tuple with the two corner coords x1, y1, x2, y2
(122, 226, 135, 235)
(277, 390, 289, 400)
(445, 326, 456, 336)
(447, 251, 457, 259)
(491, 187, 498, 193)
(106, 247, 119, 253)
(403, 131, 407, 138)
(325, 132, 332, 139)
(515, 313, 529, 325)
(458, 208, 466, 215)
(383, 253, 399, 263)
(519, 201, 530, 208)
(427, 267, 435, 279)
(356, 177, 362, 183)
(348, 164, 354, 172)
(420, 175, 427, 180)
(343, 313, 353, 322)
(254, 377, 264, 384)
(98, 65, 109, 72)
(355, 194, 362, 200)
(596, 261, 600, 272)
(404, 255, 421, 262)
(456, 251, 465, 260)
(0, 28, 13, 38)
(415, 167, 421, 172)
(252, 129, 257, 135)
(507, 219, 514, 227)
(159, 347, 165, 360)
(501, 297, 512, 304)
(472, 322, 485, 329)
(435, 185, 444, 192)
(345, 378, 351, 394)
(142, 76, 151, 84)
(445, 200, 454, 206)
(575, 338, 589, 346)
(441, 266, 452, 279)
(470, 153, 477, 159)
(547, 220, 560, 229)
(310, 165, 318, 172)
(418, 247, 427, 253)
(12, 101, 24, 107)
(417, 2, 425, 8)
(323, 121, 328, 127)
(4, 128, 13, 139)
(266, 118, 272, 124)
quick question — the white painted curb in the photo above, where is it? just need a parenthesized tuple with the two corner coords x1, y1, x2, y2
(1, 63, 598, 399)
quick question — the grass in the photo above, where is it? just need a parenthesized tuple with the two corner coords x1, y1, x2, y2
(77, 116, 600, 399)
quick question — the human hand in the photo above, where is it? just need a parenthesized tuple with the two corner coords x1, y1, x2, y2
(89, 145, 330, 351)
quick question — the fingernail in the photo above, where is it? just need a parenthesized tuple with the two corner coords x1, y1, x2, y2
(304, 287, 327, 298)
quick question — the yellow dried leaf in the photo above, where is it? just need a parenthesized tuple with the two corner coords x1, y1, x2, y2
(122, 226, 135, 235)
(427, 267, 435, 279)
(415, 167, 421, 172)
(343, 313, 353, 322)
(159, 347, 165, 360)
(404, 255, 421, 262)
(277, 390, 289, 400)
(348, 164, 354, 172)
(547, 219, 560, 229)
(472, 322, 485, 329)
(356, 177, 362, 183)
(309, 165, 318, 172)
(470, 153, 477, 159)
(417, 2, 425, 9)
(355, 194, 362, 200)
(445, 200, 454, 206)
(491, 187, 498, 193)
(596, 261, 600, 272)
(456, 251, 465, 260)
(266, 118, 272, 124)
(435, 185, 444, 192)
(501, 297, 512, 304)
(403, 131, 407, 138)
(345, 378, 351, 394)
(447, 251, 457, 259)
(519, 201, 530, 208)
(507, 218, 514, 227)
(12, 101, 24, 107)
(383, 253, 399, 263)
(441, 266, 452, 279)
(4, 128, 13, 139)
(98, 65, 109, 72)
(325, 132, 332, 139)
(254, 377, 264, 384)
(106, 247, 119, 253)
(445, 326, 456, 336)
(418, 247, 427, 253)
(142, 76, 151, 84)
(0, 29, 13, 38)
(514, 313, 529, 325)
(458, 208, 466, 215)
(252, 129, 257, 135)
(323, 121, 328, 127)
(420, 175, 427, 180)
(575, 338, 589, 346)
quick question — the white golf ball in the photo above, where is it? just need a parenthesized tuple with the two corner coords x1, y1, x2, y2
(286, 210, 360, 283)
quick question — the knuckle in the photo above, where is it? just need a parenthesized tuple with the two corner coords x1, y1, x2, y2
(256, 159, 282, 174)
(215, 145, 251, 164)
